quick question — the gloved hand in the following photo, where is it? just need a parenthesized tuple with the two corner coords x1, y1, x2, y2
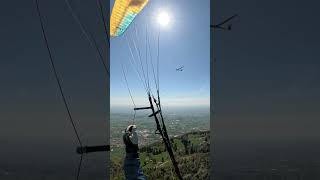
(125, 125, 138, 145)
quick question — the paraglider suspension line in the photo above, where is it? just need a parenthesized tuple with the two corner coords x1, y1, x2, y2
(35, 1, 84, 179)
(145, 93, 183, 180)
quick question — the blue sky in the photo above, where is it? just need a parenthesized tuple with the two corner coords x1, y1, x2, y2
(110, 0, 210, 107)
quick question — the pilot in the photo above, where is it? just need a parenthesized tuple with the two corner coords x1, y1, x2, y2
(123, 125, 147, 180)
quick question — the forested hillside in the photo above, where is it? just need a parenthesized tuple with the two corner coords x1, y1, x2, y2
(111, 131, 210, 180)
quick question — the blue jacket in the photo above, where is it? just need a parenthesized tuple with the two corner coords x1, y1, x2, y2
(123, 133, 147, 180)
(123, 152, 147, 180)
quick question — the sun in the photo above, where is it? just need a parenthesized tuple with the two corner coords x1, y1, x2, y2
(157, 11, 170, 27)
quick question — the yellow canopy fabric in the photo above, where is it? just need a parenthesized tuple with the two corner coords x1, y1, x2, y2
(110, 0, 149, 37)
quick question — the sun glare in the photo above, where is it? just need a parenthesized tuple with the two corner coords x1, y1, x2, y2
(157, 11, 170, 27)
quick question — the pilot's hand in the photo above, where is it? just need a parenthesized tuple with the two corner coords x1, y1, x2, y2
(126, 125, 138, 145)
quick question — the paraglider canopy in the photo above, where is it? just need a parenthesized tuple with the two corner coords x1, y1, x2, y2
(110, 0, 149, 37)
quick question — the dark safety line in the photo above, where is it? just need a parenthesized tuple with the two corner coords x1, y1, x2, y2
(97, 0, 110, 47)
(35, 1, 83, 179)
(64, 0, 110, 77)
